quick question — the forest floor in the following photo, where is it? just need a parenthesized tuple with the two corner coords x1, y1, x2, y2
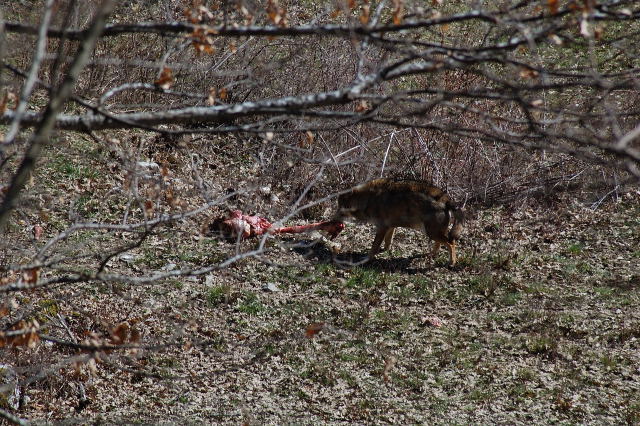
(14, 197, 640, 423)
(2, 135, 640, 425)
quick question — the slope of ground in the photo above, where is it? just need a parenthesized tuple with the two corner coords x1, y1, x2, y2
(10, 177, 639, 424)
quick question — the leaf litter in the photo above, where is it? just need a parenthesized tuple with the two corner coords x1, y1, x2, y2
(3, 140, 640, 424)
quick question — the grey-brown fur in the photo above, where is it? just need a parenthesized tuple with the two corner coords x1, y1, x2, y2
(334, 178, 465, 265)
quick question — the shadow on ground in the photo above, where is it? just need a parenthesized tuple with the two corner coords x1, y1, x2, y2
(287, 238, 449, 274)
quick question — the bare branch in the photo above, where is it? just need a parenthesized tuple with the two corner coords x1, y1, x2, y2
(0, 0, 116, 231)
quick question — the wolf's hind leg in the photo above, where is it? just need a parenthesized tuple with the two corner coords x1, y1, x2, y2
(446, 241, 457, 266)
(383, 228, 395, 251)
(431, 241, 441, 257)
(369, 227, 389, 258)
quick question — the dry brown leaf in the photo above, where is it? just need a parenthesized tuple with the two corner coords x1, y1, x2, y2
(0, 320, 41, 348)
(193, 39, 215, 55)
(392, 0, 404, 25)
(568, 1, 580, 11)
(184, 7, 199, 24)
(154, 67, 174, 90)
(22, 268, 40, 285)
(300, 131, 314, 148)
(520, 68, 539, 79)
(594, 25, 604, 40)
(197, 5, 213, 20)
(421, 316, 443, 327)
(110, 322, 130, 345)
(383, 355, 397, 382)
(305, 322, 325, 338)
(33, 224, 44, 240)
(355, 100, 371, 113)
(359, 5, 370, 24)
(129, 328, 141, 344)
(0, 92, 8, 115)
(144, 200, 154, 215)
(189, 27, 215, 55)
(165, 188, 176, 207)
(267, 0, 288, 26)
(0, 91, 17, 115)
(581, 0, 594, 13)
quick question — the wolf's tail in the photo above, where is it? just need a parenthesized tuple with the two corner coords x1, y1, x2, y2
(446, 202, 465, 242)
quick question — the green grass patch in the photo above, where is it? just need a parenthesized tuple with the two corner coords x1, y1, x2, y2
(468, 273, 498, 298)
(567, 242, 585, 255)
(523, 334, 557, 355)
(207, 284, 234, 307)
(236, 291, 265, 315)
(593, 286, 615, 297)
(50, 155, 100, 180)
(345, 267, 381, 290)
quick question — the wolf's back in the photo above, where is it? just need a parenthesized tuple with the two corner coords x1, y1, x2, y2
(392, 179, 465, 242)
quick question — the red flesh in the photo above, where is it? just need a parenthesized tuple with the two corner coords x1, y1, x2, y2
(210, 210, 345, 241)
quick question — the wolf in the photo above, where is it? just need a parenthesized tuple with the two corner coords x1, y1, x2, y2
(334, 178, 465, 265)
